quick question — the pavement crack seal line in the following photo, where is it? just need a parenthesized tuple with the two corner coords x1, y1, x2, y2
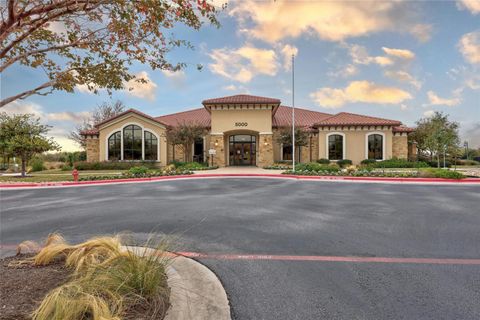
(2, 244, 480, 265)
(175, 252, 480, 265)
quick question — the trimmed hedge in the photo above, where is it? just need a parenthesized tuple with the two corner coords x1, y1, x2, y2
(316, 158, 330, 164)
(420, 168, 465, 179)
(295, 162, 340, 172)
(336, 159, 352, 167)
(74, 161, 159, 170)
(79, 169, 193, 181)
(361, 158, 430, 168)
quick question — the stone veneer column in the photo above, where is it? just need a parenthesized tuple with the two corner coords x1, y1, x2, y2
(258, 134, 274, 167)
(85, 135, 100, 162)
(392, 134, 408, 159)
(210, 134, 225, 167)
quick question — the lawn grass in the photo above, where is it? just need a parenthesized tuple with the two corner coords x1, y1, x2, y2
(0, 170, 126, 183)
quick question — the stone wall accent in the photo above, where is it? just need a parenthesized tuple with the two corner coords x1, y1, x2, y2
(392, 134, 408, 159)
(85, 135, 100, 162)
(310, 134, 319, 162)
(408, 141, 418, 161)
(167, 144, 186, 163)
(210, 134, 225, 167)
(258, 134, 274, 167)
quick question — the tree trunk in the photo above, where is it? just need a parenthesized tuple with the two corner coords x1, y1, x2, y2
(437, 153, 440, 168)
(21, 158, 27, 177)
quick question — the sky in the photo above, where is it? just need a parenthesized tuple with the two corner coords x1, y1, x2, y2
(2, 0, 480, 151)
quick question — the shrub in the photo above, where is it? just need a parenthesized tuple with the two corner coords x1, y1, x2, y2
(336, 159, 352, 167)
(175, 161, 207, 170)
(61, 165, 73, 171)
(420, 168, 465, 179)
(360, 159, 377, 166)
(128, 166, 149, 175)
(316, 158, 330, 164)
(425, 160, 451, 168)
(456, 159, 479, 166)
(295, 162, 340, 172)
(30, 158, 45, 172)
(74, 161, 158, 170)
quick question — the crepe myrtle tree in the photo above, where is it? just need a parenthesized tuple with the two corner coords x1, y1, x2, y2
(0, 0, 222, 108)
(412, 111, 460, 168)
(166, 122, 205, 162)
(69, 100, 125, 148)
(0, 113, 60, 176)
(276, 126, 309, 162)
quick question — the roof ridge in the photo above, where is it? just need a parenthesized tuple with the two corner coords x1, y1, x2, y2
(279, 105, 333, 115)
(331, 111, 399, 122)
(155, 107, 204, 118)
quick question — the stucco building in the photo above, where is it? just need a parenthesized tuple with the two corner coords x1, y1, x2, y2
(81, 94, 415, 167)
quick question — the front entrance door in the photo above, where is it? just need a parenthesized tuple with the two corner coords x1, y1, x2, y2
(229, 135, 256, 166)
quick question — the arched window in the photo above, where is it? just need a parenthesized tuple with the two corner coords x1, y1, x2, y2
(123, 125, 142, 160)
(368, 134, 383, 160)
(328, 134, 344, 160)
(144, 131, 158, 161)
(108, 131, 121, 161)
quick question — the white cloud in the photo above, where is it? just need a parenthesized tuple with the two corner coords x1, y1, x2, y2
(400, 104, 408, 111)
(328, 64, 358, 78)
(124, 71, 157, 100)
(47, 111, 91, 124)
(209, 45, 278, 83)
(223, 84, 237, 91)
(462, 122, 480, 148)
(410, 24, 433, 43)
(457, 0, 480, 15)
(2, 101, 44, 118)
(458, 30, 480, 64)
(280, 44, 298, 71)
(382, 47, 415, 60)
(385, 70, 422, 89)
(230, 1, 413, 43)
(426, 90, 462, 106)
(423, 110, 435, 117)
(310, 80, 412, 109)
(161, 69, 186, 88)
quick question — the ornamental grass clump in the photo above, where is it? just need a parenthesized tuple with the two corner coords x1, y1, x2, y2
(17, 233, 171, 320)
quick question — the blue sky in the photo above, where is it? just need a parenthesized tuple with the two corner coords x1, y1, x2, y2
(2, 0, 480, 150)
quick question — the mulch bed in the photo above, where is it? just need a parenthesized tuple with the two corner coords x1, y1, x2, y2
(0, 254, 169, 320)
(0, 254, 70, 320)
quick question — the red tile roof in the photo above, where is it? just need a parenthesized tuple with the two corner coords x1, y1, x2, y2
(393, 125, 415, 133)
(314, 112, 402, 127)
(80, 129, 99, 135)
(156, 108, 211, 127)
(202, 94, 281, 105)
(273, 106, 332, 127)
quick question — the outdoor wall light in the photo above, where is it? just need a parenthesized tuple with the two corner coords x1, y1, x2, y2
(214, 141, 218, 146)
(264, 142, 268, 146)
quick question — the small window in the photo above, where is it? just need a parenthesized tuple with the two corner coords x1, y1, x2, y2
(368, 134, 383, 160)
(123, 125, 142, 160)
(282, 145, 293, 161)
(144, 131, 158, 161)
(328, 134, 343, 160)
(108, 131, 121, 161)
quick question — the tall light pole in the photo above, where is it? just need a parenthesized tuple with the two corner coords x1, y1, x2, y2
(292, 54, 295, 172)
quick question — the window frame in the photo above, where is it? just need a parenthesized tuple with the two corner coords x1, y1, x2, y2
(365, 132, 385, 161)
(107, 131, 122, 161)
(325, 132, 346, 161)
(104, 122, 160, 162)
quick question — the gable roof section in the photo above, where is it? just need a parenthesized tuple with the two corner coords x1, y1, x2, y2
(155, 108, 211, 127)
(273, 106, 332, 127)
(202, 94, 281, 105)
(80, 108, 168, 135)
(315, 112, 402, 127)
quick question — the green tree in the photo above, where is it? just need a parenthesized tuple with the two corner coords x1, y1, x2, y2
(69, 100, 126, 148)
(166, 122, 205, 162)
(0, 113, 60, 176)
(412, 111, 460, 168)
(0, 0, 221, 107)
(275, 126, 309, 162)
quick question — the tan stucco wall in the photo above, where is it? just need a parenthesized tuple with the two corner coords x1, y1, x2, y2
(318, 129, 393, 164)
(210, 109, 272, 134)
(98, 113, 167, 165)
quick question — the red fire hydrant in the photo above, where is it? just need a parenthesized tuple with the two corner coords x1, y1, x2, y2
(72, 169, 79, 183)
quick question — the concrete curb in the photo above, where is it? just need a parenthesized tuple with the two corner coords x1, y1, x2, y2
(126, 246, 231, 320)
(1, 173, 479, 189)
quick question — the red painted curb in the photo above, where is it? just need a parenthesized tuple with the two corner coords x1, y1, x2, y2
(1, 174, 479, 188)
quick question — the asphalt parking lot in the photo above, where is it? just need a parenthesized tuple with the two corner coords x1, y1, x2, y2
(2, 178, 480, 319)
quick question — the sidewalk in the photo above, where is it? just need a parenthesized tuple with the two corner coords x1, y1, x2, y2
(193, 166, 279, 175)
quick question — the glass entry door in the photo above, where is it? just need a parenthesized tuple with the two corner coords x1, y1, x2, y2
(229, 135, 256, 166)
